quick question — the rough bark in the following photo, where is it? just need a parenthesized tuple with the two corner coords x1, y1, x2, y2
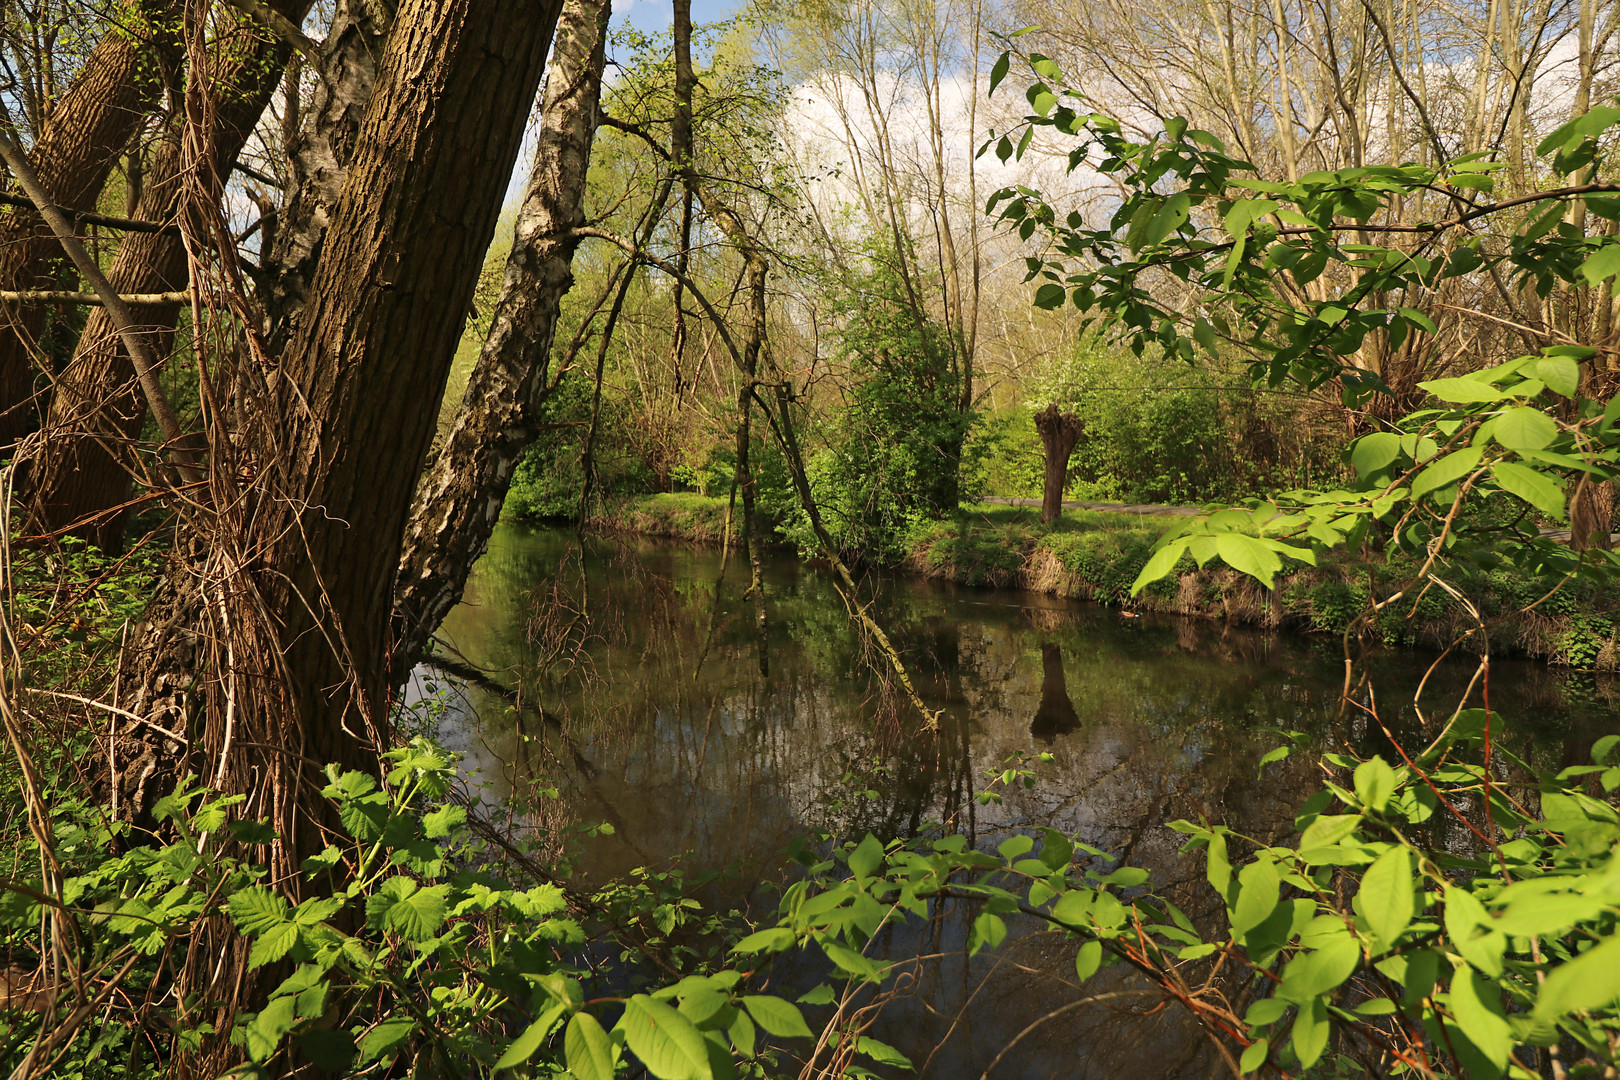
(0, 1, 180, 451)
(107, 3, 558, 1059)
(1034, 403, 1084, 524)
(394, 0, 609, 668)
(245, 0, 561, 771)
(260, 0, 397, 353)
(25, 2, 309, 550)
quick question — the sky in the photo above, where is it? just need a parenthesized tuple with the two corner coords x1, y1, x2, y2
(611, 0, 742, 37)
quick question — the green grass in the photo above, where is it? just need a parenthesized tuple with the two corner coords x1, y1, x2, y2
(582, 494, 1620, 669)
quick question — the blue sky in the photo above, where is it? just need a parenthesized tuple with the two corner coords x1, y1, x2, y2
(612, 0, 742, 37)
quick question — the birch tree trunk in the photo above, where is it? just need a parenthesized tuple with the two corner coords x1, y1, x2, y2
(394, 0, 610, 668)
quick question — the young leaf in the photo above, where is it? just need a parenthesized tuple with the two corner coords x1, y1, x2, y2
(1357, 846, 1415, 945)
(1075, 938, 1103, 980)
(1353, 757, 1397, 811)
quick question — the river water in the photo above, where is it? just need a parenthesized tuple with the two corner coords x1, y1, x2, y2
(419, 522, 1618, 1079)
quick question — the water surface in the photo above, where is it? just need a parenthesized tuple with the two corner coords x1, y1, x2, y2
(420, 523, 1617, 1079)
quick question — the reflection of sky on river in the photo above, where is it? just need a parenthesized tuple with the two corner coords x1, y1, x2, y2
(424, 522, 1619, 1079)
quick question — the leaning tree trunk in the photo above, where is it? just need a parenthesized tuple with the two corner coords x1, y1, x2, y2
(24, 1, 311, 550)
(112, 0, 560, 1065)
(394, 0, 610, 668)
(1034, 403, 1083, 524)
(0, 0, 180, 452)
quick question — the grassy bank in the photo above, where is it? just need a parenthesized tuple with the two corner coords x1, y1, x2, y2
(583, 494, 1620, 669)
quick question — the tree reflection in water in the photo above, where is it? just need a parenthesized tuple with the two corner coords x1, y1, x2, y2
(415, 522, 1620, 1079)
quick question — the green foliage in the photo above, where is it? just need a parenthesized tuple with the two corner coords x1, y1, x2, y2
(986, 52, 1620, 402)
(788, 257, 980, 561)
(986, 342, 1343, 504)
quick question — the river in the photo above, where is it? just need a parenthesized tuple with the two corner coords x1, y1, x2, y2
(415, 522, 1617, 1079)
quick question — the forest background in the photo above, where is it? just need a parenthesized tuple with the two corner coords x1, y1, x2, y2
(5, 0, 1620, 1077)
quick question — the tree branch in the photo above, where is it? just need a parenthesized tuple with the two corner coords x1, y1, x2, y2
(0, 290, 191, 305)
(0, 192, 182, 235)
(0, 117, 200, 481)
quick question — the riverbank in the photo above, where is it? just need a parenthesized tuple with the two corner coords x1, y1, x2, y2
(581, 494, 1620, 670)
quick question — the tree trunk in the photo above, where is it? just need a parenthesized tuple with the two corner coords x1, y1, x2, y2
(0, 0, 179, 452)
(260, 0, 397, 353)
(395, 0, 610, 669)
(25, 2, 310, 550)
(110, 0, 559, 1064)
(1034, 403, 1083, 524)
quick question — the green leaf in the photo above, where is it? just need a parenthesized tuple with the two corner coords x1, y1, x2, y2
(1212, 533, 1284, 588)
(566, 1012, 617, 1080)
(1239, 1038, 1268, 1074)
(1357, 847, 1415, 945)
(359, 1017, 415, 1064)
(1580, 243, 1620, 285)
(1398, 307, 1437, 334)
(1034, 283, 1066, 309)
(731, 927, 795, 954)
(1205, 831, 1232, 896)
(1448, 968, 1512, 1075)
(1536, 354, 1581, 398)
(228, 886, 290, 936)
(1291, 995, 1330, 1067)
(365, 877, 449, 941)
(1074, 939, 1102, 980)
(741, 996, 812, 1039)
(1353, 757, 1397, 811)
(1349, 432, 1402, 480)
(1491, 462, 1566, 520)
(1230, 858, 1280, 940)
(821, 941, 882, 982)
(622, 995, 714, 1080)
(1536, 934, 1620, 1018)
(1279, 937, 1360, 1001)
(1038, 828, 1073, 871)
(970, 912, 1007, 955)
(1411, 445, 1484, 499)
(496, 1002, 566, 1070)
(1490, 407, 1558, 451)
(856, 1037, 913, 1069)
(1419, 375, 1504, 403)
(727, 1010, 756, 1058)
(1131, 538, 1190, 593)
(248, 922, 300, 970)
(848, 834, 883, 878)
(988, 52, 1011, 93)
